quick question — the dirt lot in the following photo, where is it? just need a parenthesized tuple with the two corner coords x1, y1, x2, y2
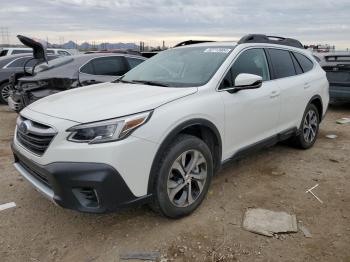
(0, 104, 349, 262)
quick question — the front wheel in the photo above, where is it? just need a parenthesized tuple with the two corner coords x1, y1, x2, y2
(291, 104, 320, 149)
(150, 134, 213, 218)
(0, 82, 11, 104)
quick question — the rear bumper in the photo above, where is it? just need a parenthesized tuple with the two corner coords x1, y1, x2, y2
(329, 85, 350, 102)
(12, 144, 151, 213)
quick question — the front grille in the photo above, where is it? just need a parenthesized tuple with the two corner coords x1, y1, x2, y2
(16, 116, 56, 156)
(19, 159, 51, 188)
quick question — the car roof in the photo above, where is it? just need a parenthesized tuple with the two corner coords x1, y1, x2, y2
(72, 52, 146, 60)
(175, 41, 237, 48)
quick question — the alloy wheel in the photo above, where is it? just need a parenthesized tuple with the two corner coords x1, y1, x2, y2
(1, 84, 11, 102)
(303, 109, 318, 143)
(167, 150, 207, 207)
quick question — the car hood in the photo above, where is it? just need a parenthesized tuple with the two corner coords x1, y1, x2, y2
(27, 82, 197, 123)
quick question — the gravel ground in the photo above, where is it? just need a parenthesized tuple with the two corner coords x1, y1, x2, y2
(0, 104, 349, 262)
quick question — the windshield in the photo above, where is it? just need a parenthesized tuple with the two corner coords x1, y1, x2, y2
(34, 56, 74, 73)
(122, 46, 234, 87)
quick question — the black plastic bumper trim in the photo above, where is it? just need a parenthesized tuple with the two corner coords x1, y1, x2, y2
(12, 144, 152, 213)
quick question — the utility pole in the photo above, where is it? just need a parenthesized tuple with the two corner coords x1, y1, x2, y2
(0, 27, 10, 46)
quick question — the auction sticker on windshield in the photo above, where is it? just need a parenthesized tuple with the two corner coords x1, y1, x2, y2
(204, 48, 231, 53)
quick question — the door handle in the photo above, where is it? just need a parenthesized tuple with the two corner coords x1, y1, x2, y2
(270, 90, 280, 98)
(304, 83, 311, 89)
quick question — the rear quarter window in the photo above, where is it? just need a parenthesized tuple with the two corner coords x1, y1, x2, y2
(291, 53, 303, 74)
(294, 52, 314, 73)
(80, 61, 94, 74)
(126, 57, 144, 69)
(267, 49, 296, 79)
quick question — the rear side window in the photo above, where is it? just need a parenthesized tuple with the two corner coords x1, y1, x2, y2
(46, 50, 55, 54)
(6, 57, 35, 68)
(92, 56, 128, 76)
(267, 49, 296, 79)
(294, 52, 314, 73)
(80, 61, 94, 74)
(12, 49, 32, 54)
(126, 57, 144, 69)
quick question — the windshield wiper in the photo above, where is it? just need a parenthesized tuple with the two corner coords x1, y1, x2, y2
(131, 80, 169, 87)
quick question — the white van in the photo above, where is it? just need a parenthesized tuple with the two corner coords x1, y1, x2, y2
(0, 47, 72, 57)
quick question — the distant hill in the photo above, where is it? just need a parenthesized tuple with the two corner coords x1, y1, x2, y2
(48, 40, 139, 50)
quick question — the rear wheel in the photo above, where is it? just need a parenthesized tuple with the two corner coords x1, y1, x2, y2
(150, 134, 213, 218)
(0, 82, 10, 104)
(291, 104, 320, 149)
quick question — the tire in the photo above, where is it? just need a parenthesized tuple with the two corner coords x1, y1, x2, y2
(290, 104, 320, 149)
(0, 82, 11, 104)
(150, 134, 213, 218)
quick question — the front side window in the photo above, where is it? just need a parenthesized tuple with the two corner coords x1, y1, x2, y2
(267, 49, 296, 79)
(220, 48, 270, 89)
(294, 52, 314, 73)
(231, 48, 270, 82)
(122, 46, 234, 87)
(92, 56, 128, 76)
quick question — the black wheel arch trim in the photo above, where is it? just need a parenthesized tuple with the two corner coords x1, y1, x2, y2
(297, 95, 324, 135)
(147, 118, 222, 195)
(307, 94, 324, 120)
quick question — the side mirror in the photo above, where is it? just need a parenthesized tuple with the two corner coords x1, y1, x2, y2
(234, 73, 262, 91)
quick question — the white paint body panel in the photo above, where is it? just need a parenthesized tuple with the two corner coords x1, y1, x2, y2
(13, 42, 329, 197)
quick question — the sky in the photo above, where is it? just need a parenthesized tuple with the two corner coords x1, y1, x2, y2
(0, 0, 349, 49)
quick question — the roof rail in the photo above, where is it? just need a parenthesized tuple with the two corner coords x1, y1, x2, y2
(174, 40, 215, 48)
(238, 34, 304, 49)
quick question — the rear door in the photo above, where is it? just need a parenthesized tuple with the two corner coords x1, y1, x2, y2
(219, 48, 281, 155)
(79, 56, 129, 85)
(266, 48, 308, 132)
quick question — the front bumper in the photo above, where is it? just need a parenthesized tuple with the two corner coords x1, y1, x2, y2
(12, 144, 151, 213)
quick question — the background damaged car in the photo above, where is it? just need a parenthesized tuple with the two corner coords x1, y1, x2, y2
(0, 54, 59, 104)
(314, 51, 350, 103)
(9, 52, 146, 112)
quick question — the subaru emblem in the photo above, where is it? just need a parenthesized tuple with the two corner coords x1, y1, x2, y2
(19, 120, 31, 134)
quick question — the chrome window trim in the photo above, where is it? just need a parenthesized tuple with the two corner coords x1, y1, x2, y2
(216, 45, 316, 92)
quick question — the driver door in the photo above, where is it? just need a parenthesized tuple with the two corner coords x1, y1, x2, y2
(219, 48, 281, 158)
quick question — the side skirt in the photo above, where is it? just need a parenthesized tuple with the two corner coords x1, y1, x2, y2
(221, 127, 297, 165)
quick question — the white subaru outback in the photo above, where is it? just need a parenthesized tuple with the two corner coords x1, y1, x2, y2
(12, 35, 329, 218)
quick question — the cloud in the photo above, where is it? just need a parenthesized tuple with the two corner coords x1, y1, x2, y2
(1, 0, 349, 48)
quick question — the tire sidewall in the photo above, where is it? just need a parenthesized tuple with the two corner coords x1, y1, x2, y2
(155, 135, 213, 218)
(299, 104, 320, 148)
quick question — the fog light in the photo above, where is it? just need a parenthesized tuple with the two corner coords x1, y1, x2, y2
(72, 187, 99, 208)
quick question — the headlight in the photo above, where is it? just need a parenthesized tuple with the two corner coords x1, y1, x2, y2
(66, 111, 152, 144)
